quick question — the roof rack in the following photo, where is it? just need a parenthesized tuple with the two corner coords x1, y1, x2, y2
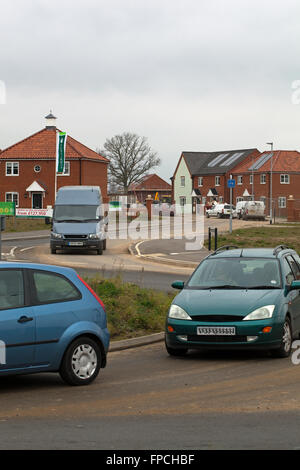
(273, 245, 290, 256)
(211, 245, 239, 255)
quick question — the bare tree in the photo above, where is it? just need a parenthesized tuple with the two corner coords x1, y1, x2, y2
(99, 132, 161, 193)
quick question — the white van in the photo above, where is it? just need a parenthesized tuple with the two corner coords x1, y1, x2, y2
(242, 201, 265, 220)
(236, 201, 248, 219)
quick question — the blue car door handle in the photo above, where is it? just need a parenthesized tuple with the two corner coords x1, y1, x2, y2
(18, 316, 33, 323)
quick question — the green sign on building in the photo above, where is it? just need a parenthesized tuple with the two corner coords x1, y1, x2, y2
(0, 202, 15, 216)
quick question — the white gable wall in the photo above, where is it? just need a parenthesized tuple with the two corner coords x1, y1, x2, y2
(173, 157, 193, 213)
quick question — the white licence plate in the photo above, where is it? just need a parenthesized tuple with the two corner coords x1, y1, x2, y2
(197, 326, 236, 336)
(68, 241, 84, 246)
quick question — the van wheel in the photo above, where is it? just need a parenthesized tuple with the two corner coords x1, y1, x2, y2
(102, 239, 107, 250)
(97, 244, 103, 255)
(60, 336, 101, 386)
(271, 317, 292, 358)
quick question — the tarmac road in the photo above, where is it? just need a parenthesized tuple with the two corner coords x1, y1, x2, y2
(0, 342, 300, 449)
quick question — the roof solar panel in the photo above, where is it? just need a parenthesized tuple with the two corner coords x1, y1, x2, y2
(220, 152, 244, 166)
(249, 152, 273, 170)
(207, 153, 229, 167)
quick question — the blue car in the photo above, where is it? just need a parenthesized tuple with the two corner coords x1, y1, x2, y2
(0, 262, 110, 386)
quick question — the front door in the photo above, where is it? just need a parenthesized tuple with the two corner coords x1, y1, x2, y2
(0, 269, 35, 371)
(32, 192, 43, 209)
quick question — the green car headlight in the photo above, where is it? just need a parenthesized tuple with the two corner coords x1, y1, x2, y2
(169, 305, 192, 320)
(243, 305, 275, 321)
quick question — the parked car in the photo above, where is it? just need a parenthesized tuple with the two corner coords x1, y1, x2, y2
(165, 245, 300, 358)
(236, 201, 248, 219)
(0, 262, 110, 385)
(51, 186, 107, 255)
(206, 203, 236, 218)
(242, 201, 265, 220)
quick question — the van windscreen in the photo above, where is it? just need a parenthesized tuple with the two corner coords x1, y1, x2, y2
(54, 205, 101, 222)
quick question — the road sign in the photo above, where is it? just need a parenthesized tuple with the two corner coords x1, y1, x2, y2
(0, 202, 15, 216)
(227, 179, 236, 188)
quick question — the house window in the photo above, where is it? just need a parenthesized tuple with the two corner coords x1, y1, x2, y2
(219, 196, 223, 203)
(278, 197, 286, 208)
(57, 161, 70, 176)
(180, 176, 185, 187)
(236, 197, 244, 203)
(5, 192, 19, 206)
(198, 177, 203, 187)
(215, 176, 221, 186)
(237, 175, 243, 185)
(179, 197, 186, 206)
(249, 174, 253, 185)
(6, 162, 19, 176)
(260, 174, 266, 184)
(280, 174, 290, 184)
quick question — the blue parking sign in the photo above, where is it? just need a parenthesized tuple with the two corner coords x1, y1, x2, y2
(227, 179, 236, 188)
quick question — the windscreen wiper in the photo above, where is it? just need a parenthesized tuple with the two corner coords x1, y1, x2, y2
(244, 285, 280, 289)
(55, 219, 84, 223)
(201, 285, 242, 289)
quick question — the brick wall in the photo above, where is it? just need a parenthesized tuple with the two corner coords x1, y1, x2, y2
(0, 158, 108, 207)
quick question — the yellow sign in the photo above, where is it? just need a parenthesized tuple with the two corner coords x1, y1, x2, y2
(154, 192, 159, 201)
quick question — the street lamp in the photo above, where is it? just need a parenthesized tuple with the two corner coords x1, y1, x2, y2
(267, 142, 273, 224)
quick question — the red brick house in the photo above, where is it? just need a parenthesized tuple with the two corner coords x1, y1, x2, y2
(0, 114, 109, 209)
(231, 150, 300, 217)
(172, 148, 261, 212)
(127, 173, 172, 203)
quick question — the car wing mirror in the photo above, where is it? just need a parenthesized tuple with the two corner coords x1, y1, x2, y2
(171, 281, 185, 290)
(290, 280, 300, 290)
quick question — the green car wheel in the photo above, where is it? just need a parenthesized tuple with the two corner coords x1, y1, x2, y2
(271, 317, 292, 358)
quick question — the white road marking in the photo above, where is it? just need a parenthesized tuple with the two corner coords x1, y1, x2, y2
(10, 246, 18, 257)
(20, 246, 35, 252)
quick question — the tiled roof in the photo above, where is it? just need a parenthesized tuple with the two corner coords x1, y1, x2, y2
(0, 127, 108, 162)
(129, 173, 171, 191)
(232, 150, 300, 173)
(181, 148, 259, 175)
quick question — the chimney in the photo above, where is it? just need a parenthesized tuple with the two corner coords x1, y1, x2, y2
(45, 110, 57, 129)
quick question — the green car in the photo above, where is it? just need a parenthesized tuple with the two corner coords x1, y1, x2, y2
(165, 245, 300, 358)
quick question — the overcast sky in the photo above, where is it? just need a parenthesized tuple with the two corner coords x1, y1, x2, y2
(0, 0, 299, 180)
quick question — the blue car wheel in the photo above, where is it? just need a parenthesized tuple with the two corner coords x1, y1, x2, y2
(60, 336, 102, 386)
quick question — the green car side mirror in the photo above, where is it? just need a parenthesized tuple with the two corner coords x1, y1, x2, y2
(290, 280, 300, 290)
(171, 281, 185, 290)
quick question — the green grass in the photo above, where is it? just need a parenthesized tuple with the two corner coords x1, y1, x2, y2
(4, 217, 50, 232)
(205, 225, 300, 252)
(85, 275, 175, 340)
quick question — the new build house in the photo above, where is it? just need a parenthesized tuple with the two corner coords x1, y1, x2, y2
(172, 148, 260, 212)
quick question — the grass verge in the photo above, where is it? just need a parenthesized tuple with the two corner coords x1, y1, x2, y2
(205, 225, 300, 252)
(4, 217, 50, 232)
(86, 275, 175, 341)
